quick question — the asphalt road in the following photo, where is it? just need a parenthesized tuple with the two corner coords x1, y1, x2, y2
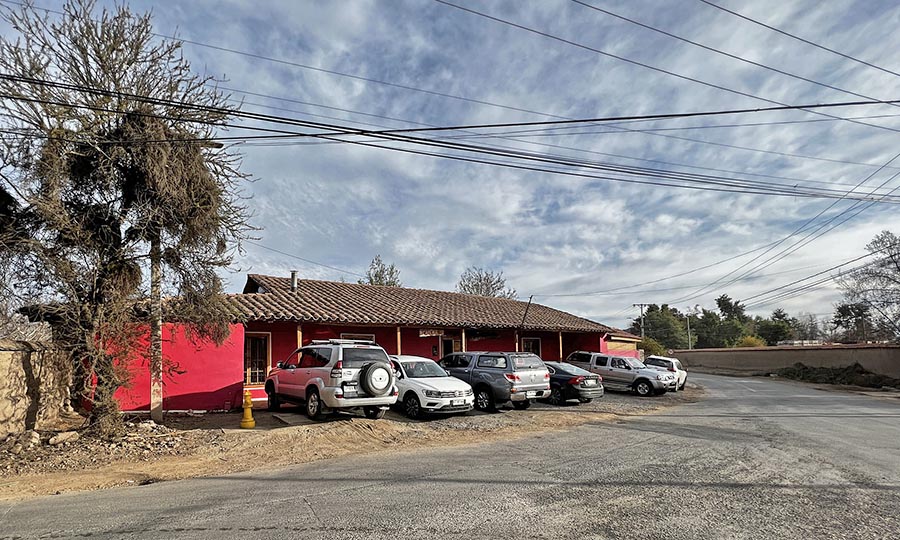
(2, 374, 899, 539)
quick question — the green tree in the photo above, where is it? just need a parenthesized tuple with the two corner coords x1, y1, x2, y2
(716, 294, 748, 322)
(0, 1, 252, 433)
(692, 309, 744, 348)
(359, 255, 402, 287)
(628, 304, 688, 350)
(756, 317, 793, 345)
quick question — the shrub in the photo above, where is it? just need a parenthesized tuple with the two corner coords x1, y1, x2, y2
(638, 336, 667, 357)
(733, 335, 766, 348)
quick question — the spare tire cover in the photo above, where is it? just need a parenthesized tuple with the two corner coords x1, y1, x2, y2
(360, 362, 393, 396)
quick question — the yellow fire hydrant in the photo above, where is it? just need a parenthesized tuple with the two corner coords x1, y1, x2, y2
(240, 390, 256, 429)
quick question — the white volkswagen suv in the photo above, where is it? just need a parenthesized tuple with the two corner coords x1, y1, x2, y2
(391, 355, 474, 418)
(265, 339, 398, 420)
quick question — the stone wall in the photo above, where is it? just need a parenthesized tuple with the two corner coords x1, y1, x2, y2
(0, 340, 72, 437)
(673, 344, 900, 379)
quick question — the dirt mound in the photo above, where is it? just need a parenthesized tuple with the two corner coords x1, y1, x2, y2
(777, 362, 900, 389)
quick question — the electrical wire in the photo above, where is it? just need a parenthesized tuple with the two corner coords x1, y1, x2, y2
(697, 0, 900, 80)
(433, 0, 900, 136)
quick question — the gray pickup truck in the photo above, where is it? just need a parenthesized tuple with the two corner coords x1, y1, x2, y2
(565, 351, 676, 396)
(439, 352, 551, 411)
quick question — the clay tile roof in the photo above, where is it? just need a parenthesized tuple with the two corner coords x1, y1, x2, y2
(223, 274, 637, 337)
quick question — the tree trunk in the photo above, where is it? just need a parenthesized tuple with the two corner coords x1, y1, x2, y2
(149, 234, 163, 422)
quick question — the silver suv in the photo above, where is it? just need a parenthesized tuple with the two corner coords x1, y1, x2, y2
(439, 352, 550, 411)
(566, 351, 676, 396)
(265, 339, 398, 420)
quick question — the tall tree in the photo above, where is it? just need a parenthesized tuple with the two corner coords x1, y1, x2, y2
(0, 1, 253, 432)
(628, 304, 688, 350)
(831, 302, 883, 343)
(456, 266, 517, 299)
(715, 294, 748, 322)
(359, 255, 402, 286)
(791, 312, 821, 341)
(838, 230, 900, 341)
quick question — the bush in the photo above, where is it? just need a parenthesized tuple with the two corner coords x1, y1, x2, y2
(638, 336, 667, 357)
(733, 335, 766, 348)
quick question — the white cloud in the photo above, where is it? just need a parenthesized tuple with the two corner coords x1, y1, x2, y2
(30, 0, 900, 326)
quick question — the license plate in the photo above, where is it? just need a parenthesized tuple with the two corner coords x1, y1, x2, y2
(526, 391, 537, 398)
(584, 379, 596, 386)
(451, 399, 464, 406)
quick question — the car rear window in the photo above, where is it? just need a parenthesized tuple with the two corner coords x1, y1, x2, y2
(477, 355, 507, 369)
(511, 354, 544, 370)
(341, 347, 390, 367)
(554, 362, 592, 376)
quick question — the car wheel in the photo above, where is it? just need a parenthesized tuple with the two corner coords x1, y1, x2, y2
(404, 394, 423, 419)
(547, 388, 564, 406)
(578, 397, 593, 404)
(306, 388, 323, 420)
(474, 387, 496, 412)
(364, 406, 385, 420)
(512, 400, 531, 410)
(266, 388, 280, 411)
(634, 380, 653, 397)
(679, 380, 687, 391)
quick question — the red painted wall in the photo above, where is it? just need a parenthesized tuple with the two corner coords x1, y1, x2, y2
(400, 327, 440, 359)
(116, 323, 244, 412)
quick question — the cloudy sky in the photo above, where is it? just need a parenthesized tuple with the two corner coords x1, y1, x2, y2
(13, 0, 900, 329)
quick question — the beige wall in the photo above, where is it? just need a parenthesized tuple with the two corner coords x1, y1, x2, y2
(674, 344, 900, 379)
(0, 340, 72, 436)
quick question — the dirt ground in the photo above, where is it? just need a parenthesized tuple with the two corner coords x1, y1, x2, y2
(0, 386, 704, 501)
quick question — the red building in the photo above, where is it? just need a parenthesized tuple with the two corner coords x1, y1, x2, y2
(117, 273, 640, 412)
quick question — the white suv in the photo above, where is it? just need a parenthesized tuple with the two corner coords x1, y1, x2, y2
(643, 355, 688, 391)
(391, 355, 474, 418)
(265, 339, 398, 420)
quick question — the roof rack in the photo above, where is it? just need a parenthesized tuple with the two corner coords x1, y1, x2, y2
(310, 338, 377, 346)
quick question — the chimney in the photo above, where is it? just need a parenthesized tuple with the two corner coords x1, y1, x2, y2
(290, 270, 298, 292)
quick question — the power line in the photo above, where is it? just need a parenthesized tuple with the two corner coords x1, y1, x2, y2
(697, 0, 900, 80)
(10, 0, 900, 183)
(571, 0, 900, 116)
(244, 241, 367, 279)
(8, 77, 900, 203)
(433, 0, 900, 136)
(740, 250, 882, 304)
(13, 73, 900, 140)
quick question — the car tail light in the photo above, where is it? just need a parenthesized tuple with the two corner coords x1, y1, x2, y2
(504, 373, 521, 383)
(334, 387, 343, 398)
(330, 360, 343, 378)
(668, 366, 676, 372)
(597, 376, 603, 382)
(391, 386, 398, 397)
(568, 376, 585, 385)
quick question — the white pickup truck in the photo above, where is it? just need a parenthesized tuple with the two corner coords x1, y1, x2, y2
(565, 351, 677, 396)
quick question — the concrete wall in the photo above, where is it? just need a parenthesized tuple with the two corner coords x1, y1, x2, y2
(0, 340, 72, 437)
(674, 344, 900, 379)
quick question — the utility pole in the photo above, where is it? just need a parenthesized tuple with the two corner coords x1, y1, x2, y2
(686, 314, 692, 350)
(633, 303, 650, 339)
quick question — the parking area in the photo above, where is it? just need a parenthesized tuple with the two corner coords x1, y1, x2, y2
(3, 375, 898, 539)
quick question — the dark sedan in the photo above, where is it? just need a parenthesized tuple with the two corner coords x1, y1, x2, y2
(543, 362, 604, 405)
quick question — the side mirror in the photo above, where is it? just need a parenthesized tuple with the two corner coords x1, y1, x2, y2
(276, 362, 283, 369)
